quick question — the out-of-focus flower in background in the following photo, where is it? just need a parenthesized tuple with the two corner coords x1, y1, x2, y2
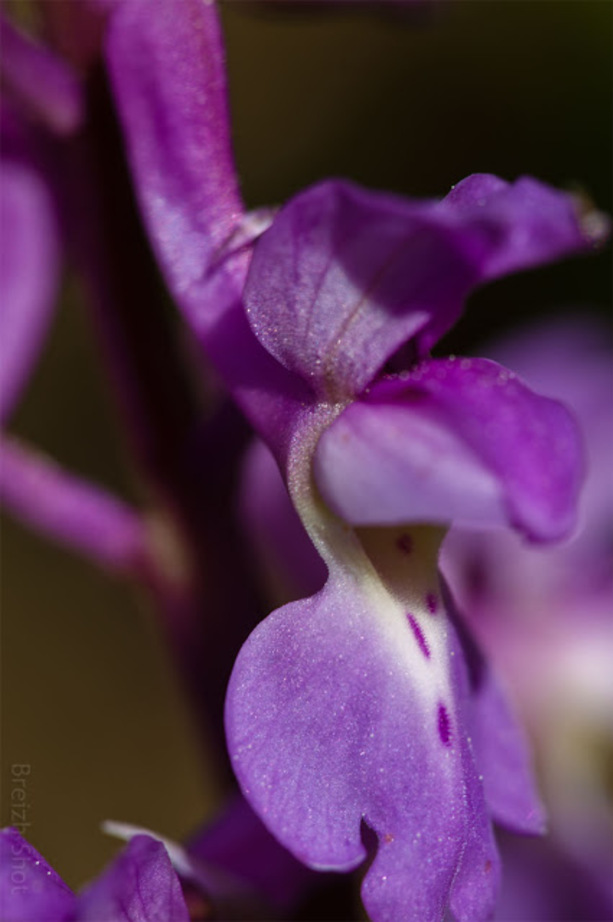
(0, 15, 72, 427)
(0, 12, 150, 576)
(0, 826, 189, 922)
(442, 316, 613, 920)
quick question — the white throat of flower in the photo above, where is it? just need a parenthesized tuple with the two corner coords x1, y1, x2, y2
(287, 402, 456, 754)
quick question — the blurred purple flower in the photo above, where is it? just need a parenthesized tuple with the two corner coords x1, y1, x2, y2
(0, 795, 320, 922)
(104, 794, 321, 917)
(441, 316, 613, 920)
(0, 828, 188, 922)
(0, 15, 82, 137)
(0, 154, 59, 426)
(0, 19, 70, 427)
(105, 2, 609, 919)
(0, 14, 150, 577)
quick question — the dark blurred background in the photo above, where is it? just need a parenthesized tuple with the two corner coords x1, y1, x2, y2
(2, 0, 611, 891)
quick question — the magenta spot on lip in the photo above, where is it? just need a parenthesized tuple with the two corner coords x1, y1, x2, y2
(396, 533, 413, 555)
(407, 614, 430, 659)
(426, 592, 438, 614)
(437, 704, 452, 746)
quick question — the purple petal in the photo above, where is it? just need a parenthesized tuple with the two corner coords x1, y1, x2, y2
(314, 357, 583, 542)
(471, 667, 546, 834)
(475, 315, 613, 595)
(443, 174, 609, 272)
(441, 317, 613, 625)
(244, 176, 604, 400)
(226, 565, 499, 922)
(106, 0, 243, 323)
(76, 834, 188, 922)
(0, 828, 75, 922)
(0, 159, 60, 424)
(443, 582, 545, 835)
(0, 436, 147, 573)
(0, 16, 83, 135)
(102, 819, 251, 918)
(106, 0, 313, 456)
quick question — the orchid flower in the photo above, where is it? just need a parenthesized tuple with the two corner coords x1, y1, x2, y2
(224, 180, 600, 922)
(239, 316, 613, 921)
(105, 1, 609, 919)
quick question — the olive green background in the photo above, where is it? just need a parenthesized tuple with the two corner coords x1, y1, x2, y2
(2, 0, 611, 891)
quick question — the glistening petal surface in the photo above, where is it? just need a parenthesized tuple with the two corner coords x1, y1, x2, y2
(244, 175, 600, 400)
(314, 357, 583, 541)
(226, 571, 499, 922)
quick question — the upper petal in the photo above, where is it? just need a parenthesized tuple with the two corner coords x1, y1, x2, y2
(106, 0, 312, 457)
(314, 357, 583, 542)
(0, 828, 75, 922)
(244, 176, 604, 400)
(106, 0, 243, 319)
(76, 834, 189, 922)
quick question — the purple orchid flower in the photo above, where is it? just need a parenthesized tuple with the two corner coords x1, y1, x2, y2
(105, 2, 608, 919)
(224, 178, 598, 922)
(239, 317, 613, 921)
